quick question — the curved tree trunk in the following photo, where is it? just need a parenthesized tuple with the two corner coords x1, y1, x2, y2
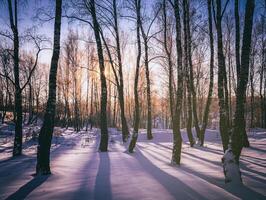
(141, 35, 153, 140)
(36, 0, 62, 174)
(171, 0, 183, 165)
(232, 0, 255, 162)
(199, 0, 214, 146)
(183, 0, 201, 140)
(216, 0, 229, 152)
(224, 0, 255, 184)
(129, 0, 142, 153)
(112, 0, 130, 142)
(139, 4, 153, 140)
(90, 0, 109, 152)
(7, 0, 23, 156)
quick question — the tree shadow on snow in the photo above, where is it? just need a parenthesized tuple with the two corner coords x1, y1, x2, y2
(5, 175, 49, 200)
(94, 152, 112, 200)
(137, 143, 265, 200)
(179, 161, 265, 200)
(193, 145, 224, 155)
(182, 151, 221, 166)
(248, 146, 266, 154)
(134, 147, 206, 200)
(0, 135, 87, 199)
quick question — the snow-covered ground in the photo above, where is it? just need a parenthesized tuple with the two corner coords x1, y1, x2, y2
(0, 127, 265, 200)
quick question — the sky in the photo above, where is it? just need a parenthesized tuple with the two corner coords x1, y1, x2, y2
(0, 0, 264, 97)
(0, 0, 257, 63)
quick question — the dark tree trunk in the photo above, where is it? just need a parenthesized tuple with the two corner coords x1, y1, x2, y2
(85, 60, 89, 131)
(162, 0, 174, 128)
(186, 89, 194, 146)
(232, 0, 255, 162)
(234, 0, 250, 146)
(141, 35, 153, 140)
(235, 0, 241, 78)
(249, 46, 255, 128)
(199, 0, 214, 146)
(36, 0, 62, 175)
(113, 0, 130, 142)
(90, 0, 108, 151)
(183, 0, 200, 140)
(264, 75, 266, 128)
(259, 10, 266, 128)
(7, 0, 23, 156)
(162, 0, 186, 150)
(112, 89, 117, 127)
(129, 0, 141, 153)
(90, 78, 94, 130)
(171, 0, 183, 165)
(118, 91, 129, 142)
(216, 0, 229, 152)
(27, 82, 33, 124)
(183, 0, 194, 146)
(138, 1, 153, 140)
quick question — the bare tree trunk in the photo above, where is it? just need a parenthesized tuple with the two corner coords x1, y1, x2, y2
(232, 0, 254, 162)
(264, 72, 266, 128)
(249, 45, 255, 128)
(113, 0, 130, 142)
(234, 0, 250, 147)
(223, 0, 255, 184)
(90, 0, 108, 151)
(27, 82, 33, 124)
(85, 58, 89, 131)
(112, 89, 117, 127)
(228, 39, 233, 128)
(182, 0, 194, 146)
(183, 0, 200, 140)
(138, 0, 153, 140)
(259, 7, 266, 128)
(199, 0, 214, 146)
(129, 0, 141, 153)
(171, 0, 183, 165)
(162, 0, 174, 131)
(36, 0, 62, 174)
(215, 0, 229, 152)
(235, 0, 241, 78)
(90, 77, 94, 130)
(7, 0, 23, 156)
(140, 31, 153, 140)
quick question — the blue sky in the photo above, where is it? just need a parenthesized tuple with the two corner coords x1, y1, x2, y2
(0, 0, 263, 65)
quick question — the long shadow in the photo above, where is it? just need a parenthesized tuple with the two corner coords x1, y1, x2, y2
(180, 163, 265, 200)
(0, 155, 26, 165)
(249, 142, 266, 146)
(0, 146, 13, 153)
(137, 146, 171, 164)
(248, 146, 266, 154)
(241, 170, 266, 184)
(70, 144, 99, 199)
(194, 146, 224, 155)
(0, 134, 85, 198)
(154, 142, 172, 151)
(182, 151, 221, 166)
(94, 152, 112, 200)
(5, 175, 49, 200)
(138, 144, 171, 160)
(241, 154, 266, 161)
(0, 134, 80, 170)
(134, 148, 206, 200)
(155, 142, 222, 167)
(240, 162, 266, 180)
(137, 143, 265, 200)
(241, 157, 266, 168)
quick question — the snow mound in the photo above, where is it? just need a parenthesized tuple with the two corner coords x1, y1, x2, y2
(222, 146, 242, 184)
